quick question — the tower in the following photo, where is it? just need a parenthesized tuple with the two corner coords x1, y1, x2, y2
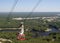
(17, 22, 26, 40)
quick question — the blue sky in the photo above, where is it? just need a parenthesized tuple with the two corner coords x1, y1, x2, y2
(0, 0, 60, 12)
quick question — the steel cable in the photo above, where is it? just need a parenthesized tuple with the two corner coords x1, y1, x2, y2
(25, 0, 42, 18)
(6, 0, 19, 23)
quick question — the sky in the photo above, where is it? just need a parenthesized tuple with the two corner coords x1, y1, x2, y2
(0, 0, 60, 12)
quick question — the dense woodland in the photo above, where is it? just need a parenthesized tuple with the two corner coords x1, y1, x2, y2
(0, 18, 60, 43)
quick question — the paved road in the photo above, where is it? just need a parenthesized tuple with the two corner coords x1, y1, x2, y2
(0, 29, 21, 32)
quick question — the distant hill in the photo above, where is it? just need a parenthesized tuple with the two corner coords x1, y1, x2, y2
(0, 12, 60, 18)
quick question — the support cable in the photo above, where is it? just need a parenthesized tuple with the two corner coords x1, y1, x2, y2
(25, 0, 42, 18)
(6, 0, 19, 23)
